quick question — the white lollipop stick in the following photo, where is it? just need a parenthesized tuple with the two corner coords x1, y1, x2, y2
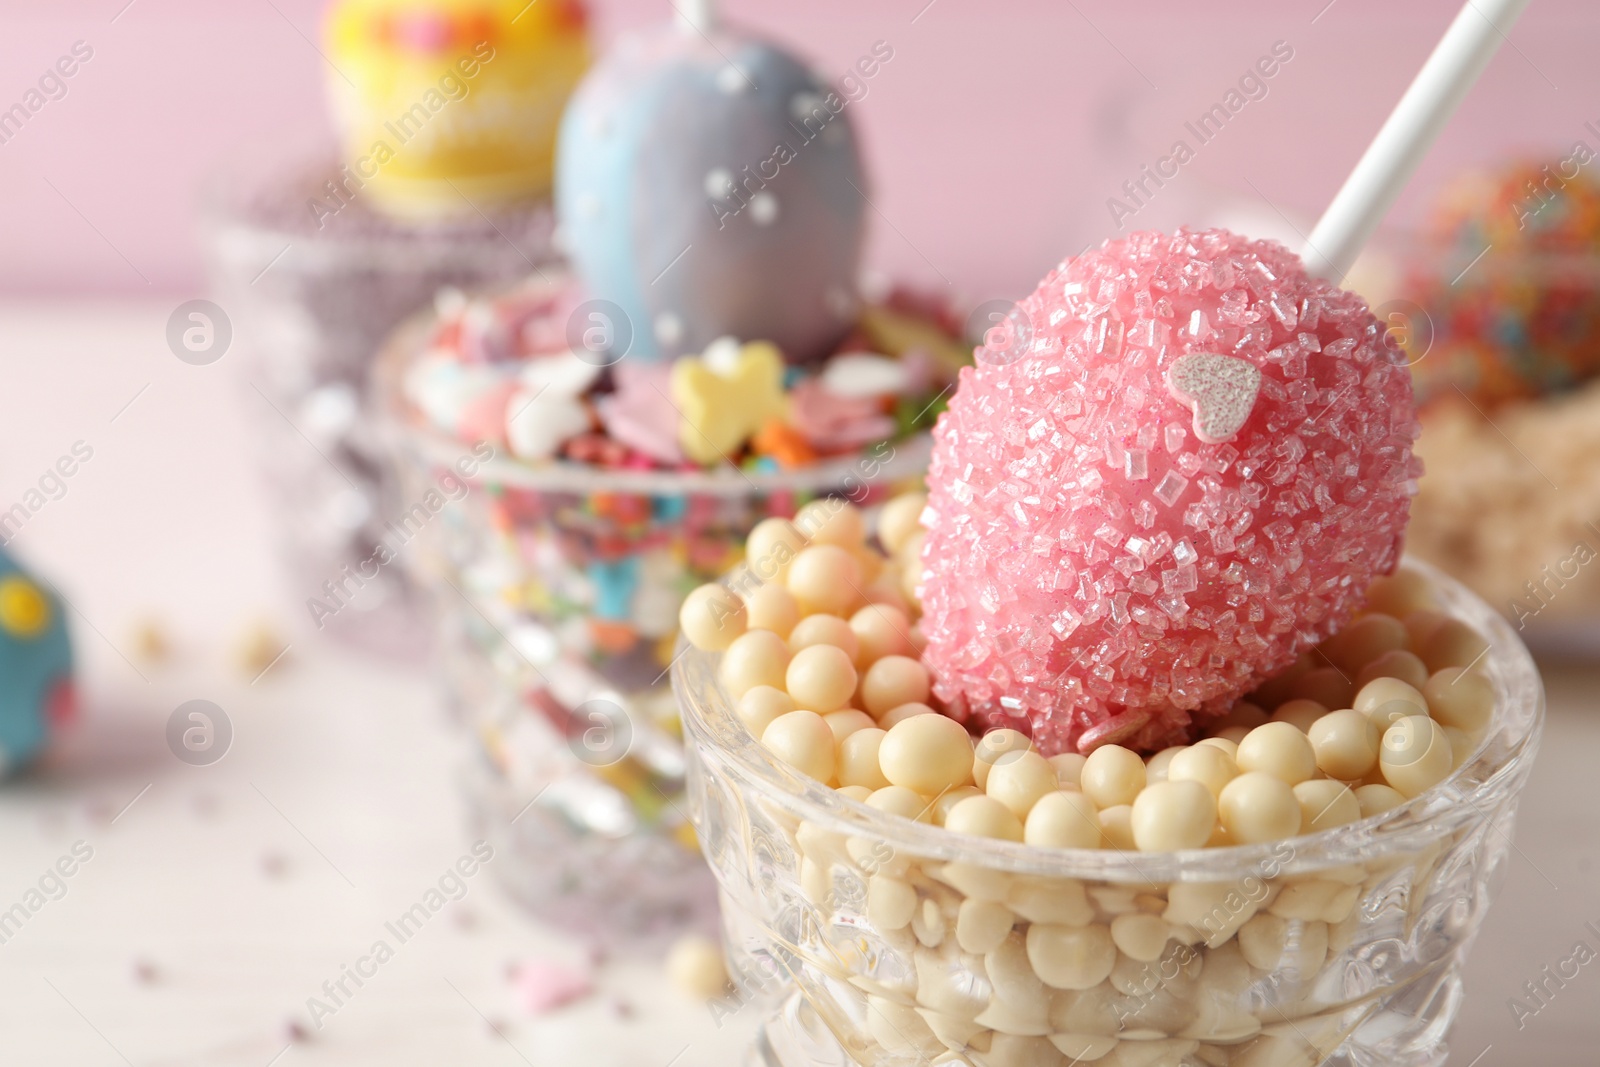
(1304, 0, 1531, 281)
(676, 0, 717, 33)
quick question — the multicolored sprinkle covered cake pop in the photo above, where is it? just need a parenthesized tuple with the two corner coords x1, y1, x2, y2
(917, 228, 1421, 755)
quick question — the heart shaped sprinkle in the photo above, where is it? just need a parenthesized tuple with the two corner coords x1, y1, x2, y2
(1166, 352, 1262, 444)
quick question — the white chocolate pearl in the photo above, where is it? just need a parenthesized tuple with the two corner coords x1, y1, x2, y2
(931, 785, 982, 825)
(787, 613, 859, 659)
(719, 630, 790, 699)
(1047, 752, 1087, 789)
(1131, 779, 1217, 851)
(866, 873, 917, 929)
(898, 548, 923, 604)
(1196, 737, 1239, 760)
(1420, 618, 1489, 672)
(1167, 744, 1238, 798)
(838, 727, 890, 789)
(1218, 772, 1302, 843)
(1081, 746, 1146, 808)
(877, 492, 926, 555)
(736, 685, 795, 739)
(1354, 677, 1429, 730)
(1290, 666, 1354, 710)
(866, 785, 932, 823)
(746, 518, 806, 584)
(795, 498, 864, 548)
(1307, 708, 1381, 780)
(785, 544, 861, 617)
(836, 784, 872, 802)
(1026, 923, 1116, 990)
(848, 604, 911, 666)
(1097, 805, 1136, 851)
(1442, 726, 1474, 769)
(1214, 725, 1251, 744)
(1320, 613, 1407, 674)
(665, 934, 729, 1000)
(1355, 782, 1407, 817)
(1271, 698, 1327, 733)
(878, 701, 937, 728)
(973, 729, 1034, 789)
(944, 794, 1023, 841)
(985, 750, 1058, 819)
(1423, 667, 1493, 733)
(1365, 568, 1435, 617)
(1023, 791, 1100, 849)
(879, 714, 974, 795)
(761, 710, 835, 782)
(1236, 722, 1317, 785)
(1144, 746, 1186, 783)
(1218, 699, 1271, 731)
(1403, 609, 1449, 650)
(743, 582, 799, 639)
(849, 544, 883, 586)
(678, 583, 747, 651)
(1380, 715, 1454, 798)
(860, 655, 931, 719)
(785, 644, 857, 714)
(1293, 779, 1361, 833)
(823, 709, 875, 744)
(956, 898, 1015, 954)
(1355, 649, 1430, 691)
(859, 573, 910, 617)
(1109, 913, 1171, 962)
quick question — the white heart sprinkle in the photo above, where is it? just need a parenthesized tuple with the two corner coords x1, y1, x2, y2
(1166, 352, 1261, 444)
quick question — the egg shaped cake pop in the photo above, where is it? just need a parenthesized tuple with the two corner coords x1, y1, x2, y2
(918, 228, 1419, 756)
(555, 22, 867, 364)
(0, 549, 74, 774)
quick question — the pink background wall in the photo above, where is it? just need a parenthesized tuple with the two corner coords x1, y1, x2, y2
(2, 0, 1598, 302)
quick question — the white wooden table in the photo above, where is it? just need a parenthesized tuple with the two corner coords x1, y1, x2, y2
(0, 301, 1592, 1064)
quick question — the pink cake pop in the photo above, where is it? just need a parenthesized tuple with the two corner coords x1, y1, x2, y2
(918, 228, 1420, 756)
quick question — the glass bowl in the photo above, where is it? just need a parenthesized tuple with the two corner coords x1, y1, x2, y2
(674, 561, 1544, 1067)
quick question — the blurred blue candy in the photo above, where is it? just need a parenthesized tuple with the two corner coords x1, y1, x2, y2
(0, 548, 74, 774)
(556, 23, 867, 365)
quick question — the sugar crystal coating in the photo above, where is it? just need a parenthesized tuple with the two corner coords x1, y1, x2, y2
(918, 229, 1420, 755)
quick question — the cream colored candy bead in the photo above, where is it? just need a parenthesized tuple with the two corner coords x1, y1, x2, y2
(785, 644, 857, 714)
(877, 492, 927, 555)
(1442, 726, 1474, 769)
(1319, 613, 1407, 674)
(848, 604, 911, 666)
(859, 655, 932, 719)
(823, 709, 875, 744)
(956, 898, 1015, 955)
(1271, 698, 1327, 733)
(836, 784, 872, 802)
(931, 785, 982, 825)
(878, 701, 937, 728)
(1421, 618, 1489, 672)
(1081, 745, 1146, 808)
(905, 624, 927, 656)
(1293, 779, 1361, 833)
(1026, 923, 1116, 990)
(746, 517, 806, 584)
(944, 794, 1023, 841)
(985, 750, 1058, 819)
(1196, 736, 1239, 760)
(1214, 725, 1251, 744)
(736, 685, 796, 739)
(1218, 772, 1302, 843)
(1380, 715, 1454, 798)
(866, 785, 933, 823)
(1236, 722, 1317, 785)
(679, 583, 747, 651)
(1307, 708, 1381, 780)
(1365, 567, 1435, 617)
(1048, 752, 1087, 788)
(1023, 791, 1100, 849)
(665, 934, 729, 999)
(1110, 913, 1172, 962)
(1167, 743, 1238, 798)
(787, 613, 859, 659)
(1097, 805, 1136, 850)
(866, 873, 917, 929)
(1131, 779, 1217, 851)
(1218, 699, 1271, 731)
(879, 714, 975, 795)
(837, 728, 890, 790)
(761, 710, 836, 782)
(973, 729, 1034, 789)
(1355, 649, 1430, 691)
(1354, 677, 1430, 730)
(1404, 608, 1449, 649)
(1423, 667, 1493, 733)
(1145, 746, 1185, 783)
(719, 630, 790, 699)
(898, 550, 923, 604)
(743, 582, 800, 639)
(786, 544, 861, 617)
(795, 498, 864, 548)
(1355, 782, 1407, 817)
(1290, 667, 1354, 711)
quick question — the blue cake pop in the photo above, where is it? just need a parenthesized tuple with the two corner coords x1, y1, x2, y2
(555, 18, 867, 365)
(0, 548, 74, 774)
